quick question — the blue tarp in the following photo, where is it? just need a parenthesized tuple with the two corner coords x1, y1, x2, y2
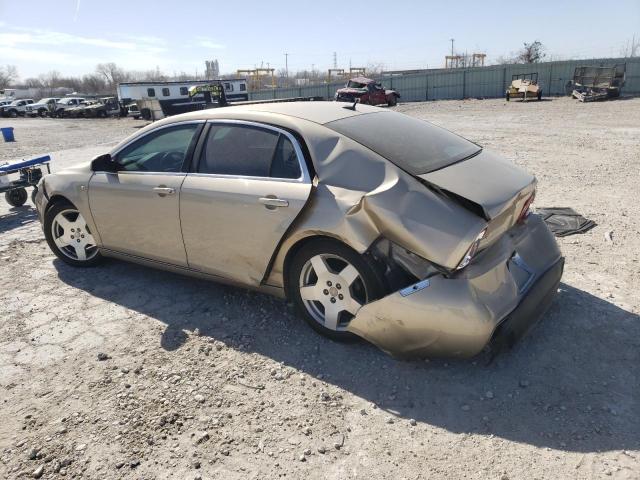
(0, 155, 51, 173)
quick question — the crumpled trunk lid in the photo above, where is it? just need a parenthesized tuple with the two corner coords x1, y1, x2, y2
(418, 149, 536, 246)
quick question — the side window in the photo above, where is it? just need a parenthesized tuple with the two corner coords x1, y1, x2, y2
(270, 135, 302, 179)
(180, 87, 188, 95)
(239, 84, 246, 91)
(162, 87, 170, 96)
(147, 88, 156, 97)
(199, 124, 280, 177)
(116, 124, 199, 173)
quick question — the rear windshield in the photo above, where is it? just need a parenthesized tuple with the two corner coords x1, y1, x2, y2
(325, 111, 481, 175)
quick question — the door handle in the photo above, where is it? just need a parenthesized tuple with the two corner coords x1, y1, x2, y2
(259, 196, 289, 209)
(153, 186, 175, 196)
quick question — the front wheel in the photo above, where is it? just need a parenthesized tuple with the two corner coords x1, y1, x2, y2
(288, 239, 385, 341)
(9, 109, 18, 118)
(5, 188, 28, 207)
(44, 201, 103, 267)
(387, 95, 398, 107)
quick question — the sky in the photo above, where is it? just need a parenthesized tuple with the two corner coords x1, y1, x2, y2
(0, 0, 638, 80)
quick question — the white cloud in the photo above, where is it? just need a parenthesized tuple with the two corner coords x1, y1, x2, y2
(194, 37, 225, 50)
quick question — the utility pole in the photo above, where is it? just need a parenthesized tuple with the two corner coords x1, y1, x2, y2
(450, 38, 455, 57)
(284, 53, 289, 78)
(333, 52, 337, 69)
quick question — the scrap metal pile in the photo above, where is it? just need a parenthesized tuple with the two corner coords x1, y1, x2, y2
(571, 64, 626, 102)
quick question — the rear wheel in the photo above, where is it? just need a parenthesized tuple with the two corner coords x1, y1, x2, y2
(537, 90, 542, 101)
(44, 201, 103, 267)
(288, 239, 385, 341)
(5, 188, 28, 207)
(387, 95, 398, 107)
(505, 91, 510, 101)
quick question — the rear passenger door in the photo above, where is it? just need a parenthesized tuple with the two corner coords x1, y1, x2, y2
(180, 121, 312, 285)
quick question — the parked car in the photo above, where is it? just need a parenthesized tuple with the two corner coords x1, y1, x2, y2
(81, 97, 120, 118)
(335, 77, 400, 106)
(62, 100, 96, 118)
(52, 97, 85, 117)
(35, 102, 563, 358)
(0, 99, 35, 117)
(26, 98, 61, 117)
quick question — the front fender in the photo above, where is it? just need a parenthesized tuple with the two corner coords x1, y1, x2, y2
(40, 165, 102, 246)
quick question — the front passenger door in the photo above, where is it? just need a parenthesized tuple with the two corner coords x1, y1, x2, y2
(89, 122, 202, 266)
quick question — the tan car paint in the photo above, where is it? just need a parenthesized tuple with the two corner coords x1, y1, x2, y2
(180, 174, 311, 284)
(89, 171, 189, 266)
(36, 102, 562, 358)
(348, 214, 561, 357)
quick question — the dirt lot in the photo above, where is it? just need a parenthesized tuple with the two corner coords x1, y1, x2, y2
(1, 97, 639, 480)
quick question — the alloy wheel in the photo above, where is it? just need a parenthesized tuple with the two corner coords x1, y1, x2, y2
(51, 208, 98, 261)
(298, 254, 368, 331)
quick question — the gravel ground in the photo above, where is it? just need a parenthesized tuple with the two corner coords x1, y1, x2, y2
(1, 97, 639, 480)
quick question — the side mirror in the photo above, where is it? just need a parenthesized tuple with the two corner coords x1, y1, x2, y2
(91, 153, 119, 173)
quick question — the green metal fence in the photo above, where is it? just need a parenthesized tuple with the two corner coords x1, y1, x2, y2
(248, 57, 640, 102)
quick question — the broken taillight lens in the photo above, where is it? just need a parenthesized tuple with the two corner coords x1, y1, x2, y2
(456, 228, 487, 271)
(517, 191, 536, 224)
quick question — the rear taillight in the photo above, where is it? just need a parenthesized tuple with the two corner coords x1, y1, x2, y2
(456, 228, 487, 271)
(518, 191, 536, 223)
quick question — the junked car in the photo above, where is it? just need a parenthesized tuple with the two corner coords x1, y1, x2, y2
(35, 102, 563, 358)
(26, 98, 61, 117)
(52, 97, 86, 117)
(335, 77, 400, 106)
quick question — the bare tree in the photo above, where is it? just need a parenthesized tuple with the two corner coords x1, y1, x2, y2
(516, 41, 546, 63)
(23, 77, 44, 88)
(82, 74, 107, 94)
(0, 65, 19, 86)
(620, 35, 639, 57)
(96, 62, 127, 88)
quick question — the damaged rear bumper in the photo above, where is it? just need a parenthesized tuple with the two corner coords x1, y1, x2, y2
(347, 214, 563, 358)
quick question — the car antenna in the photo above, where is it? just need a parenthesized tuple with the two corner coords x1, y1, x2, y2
(342, 99, 358, 111)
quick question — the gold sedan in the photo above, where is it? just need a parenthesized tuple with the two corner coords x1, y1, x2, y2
(35, 102, 563, 358)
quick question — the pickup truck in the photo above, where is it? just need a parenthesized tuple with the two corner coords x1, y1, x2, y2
(0, 99, 35, 117)
(52, 97, 86, 117)
(25, 98, 61, 117)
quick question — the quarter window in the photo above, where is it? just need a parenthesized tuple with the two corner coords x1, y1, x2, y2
(147, 88, 156, 97)
(116, 124, 199, 173)
(239, 84, 246, 91)
(162, 87, 170, 96)
(198, 124, 301, 179)
(180, 87, 189, 95)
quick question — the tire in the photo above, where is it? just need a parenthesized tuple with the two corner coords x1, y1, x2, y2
(287, 238, 385, 342)
(505, 92, 510, 101)
(38, 108, 47, 117)
(31, 186, 38, 205)
(537, 91, 542, 101)
(5, 188, 28, 207)
(387, 95, 398, 107)
(9, 109, 18, 118)
(44, 200, 103, 267)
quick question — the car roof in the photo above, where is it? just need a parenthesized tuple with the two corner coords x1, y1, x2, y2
(170, 101, 383, 126)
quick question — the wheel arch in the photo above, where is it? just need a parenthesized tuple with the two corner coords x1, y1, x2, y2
(45, 194, 74, 212)
(280, 233, 365, 299)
